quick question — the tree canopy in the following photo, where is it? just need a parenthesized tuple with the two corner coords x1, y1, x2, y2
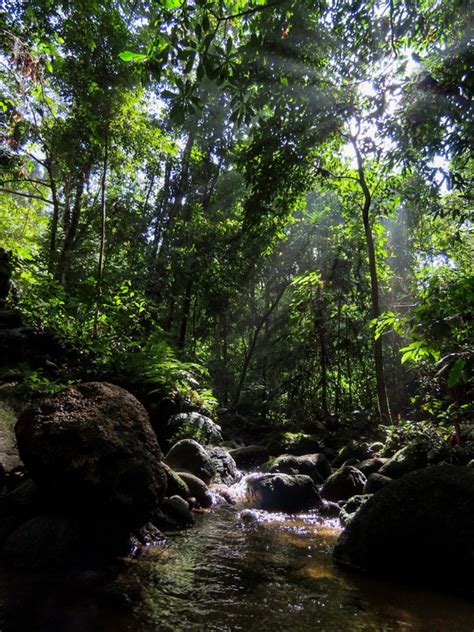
(0, 0, 472, 435)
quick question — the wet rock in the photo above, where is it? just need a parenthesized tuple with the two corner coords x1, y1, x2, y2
(212, 483, 237, 505)
(165, 439, 216, 484)
(334, 465, 474, 596)
(205, 446, 238, 485)
(339, 494, 373, 526)
(133, 522, 166, 548)
(320, 500, 341, 518)
(269, 453, 331, 483)
(239, 509, 259, 526)
(245, 473, 322, 513)
(175, 471, 213, 509)
(355, 458, 387, 477)
(229, 445, 269, 469)
(3, 514, 81, 569)
(162, 496, 195, 527)
(15, 382, 167, 524)
(363, 472, 392, 494)
(168, 412, 223, 445)
(321, 466, 367, 502)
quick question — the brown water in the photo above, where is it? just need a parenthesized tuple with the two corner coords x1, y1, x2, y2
(0, 505, 473, 631)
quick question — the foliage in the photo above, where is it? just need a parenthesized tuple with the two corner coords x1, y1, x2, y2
(380, 418, 448, 456)
(0, 0, 472, 436)
(168, 412, 222, 445)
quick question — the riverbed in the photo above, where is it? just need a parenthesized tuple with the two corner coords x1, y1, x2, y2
(0, 505, 473, 631)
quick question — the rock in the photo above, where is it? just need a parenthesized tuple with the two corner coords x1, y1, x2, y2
(334, 466, 474, 596)
(205, 446, 238, 485)
(0, 514, 17, 545)
(168, 412, 222, 445)
(165, 439, 216, 484)
(239, 509, 260, 526)
(163, 464, 190, 499)
(267, 433, 325, 457)
(339, 494, 373, 526)
(229, 445, 269, 469)
(15, 382, 167, 524)
(468, 459, 474, 468)
(320, 500, 341, 518)
(430, 443, 474, 467)
(245, 473, 322, 512)
(3, 514, 81, 569)
(162, 496, 195, 527)
(133, 522, 166, 548)
(175, 471, 213, 509)
(211, 483, 237, 505)
(363, 472, 393, 494)
(333, 442, 370, 468)
(378, 440, 430, 478)
(89, 518, 165, 557)
(0, 478, 42, 518)
(368, 441, 384, 455)
(269, 453, 331, 483)
(355, 457, 387, 477)
(321, 466, 367, 502)
(0, 309, 23, 329)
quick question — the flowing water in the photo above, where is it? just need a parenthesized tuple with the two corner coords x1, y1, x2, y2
(1, 503, 473, 631)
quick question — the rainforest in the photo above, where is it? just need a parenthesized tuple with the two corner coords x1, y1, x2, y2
(0, 1, 473, 630)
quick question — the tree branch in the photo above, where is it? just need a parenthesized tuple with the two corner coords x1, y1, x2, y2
(0, 187, 60, 206)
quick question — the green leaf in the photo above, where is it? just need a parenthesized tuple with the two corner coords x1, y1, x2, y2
(118, 51, 147, 62)
(163, 0, 181, 8)
(447, 357, 465, 387)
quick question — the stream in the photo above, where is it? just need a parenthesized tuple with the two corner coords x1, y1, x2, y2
(0, 504, 473, 631)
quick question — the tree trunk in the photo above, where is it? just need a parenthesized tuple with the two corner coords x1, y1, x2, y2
(351, 136, 392, 425)
(58, 172, 87, 286)
(93, 138, 108, 336)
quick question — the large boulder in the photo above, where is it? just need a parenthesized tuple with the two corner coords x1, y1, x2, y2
(269, 453, 331, 483)
(15, 382, 167, 524)
(355, 457, 387, 477)
(363, 472, 393, 494)
(165, 439, 216, 484)
(334, 466, 474, 596)
(3, 514, 81, 569)
(205, 446, 238, 485)
(245, 473, 322, 512)
(321, 465, 367, 502)
(229, 445, 269, 469)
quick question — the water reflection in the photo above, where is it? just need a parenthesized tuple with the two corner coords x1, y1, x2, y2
(0, 505, 473, 631)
